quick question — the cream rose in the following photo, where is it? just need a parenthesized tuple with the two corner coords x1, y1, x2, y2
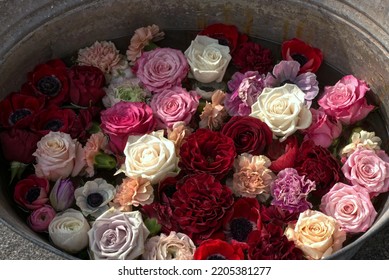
(185, 35, 231, 83)
(33, 131, 85, 181)
(285, 210, 346, 259)
(250, 84, 312, 141)
(117, 130, 179, 184)
(48, 209, 90, 254)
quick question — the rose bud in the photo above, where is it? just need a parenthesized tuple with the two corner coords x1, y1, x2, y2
(50, 178, 75, 211)
(27, 205, 56, 232)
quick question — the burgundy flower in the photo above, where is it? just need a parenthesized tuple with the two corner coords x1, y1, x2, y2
(156, 176, 179, 202)
(266, 135, 299, 173)
(282, 38, 323, 73)
(247, 224, 304, 260)
(260, 205, 299, 228)
(194, 239, 245, 260)
(31, 106, 76, 136)
(68, 108, 95, 141)
(295, 140, 341, 197)
(221, 116, 273, 155)
(171, 174, 234, 245)
(233, 41, 273, 74)
(141, 201, 179, 234)
(179, 129, 236, 180)
(69, 65, 106, 107)
(14, 175, 50, 211)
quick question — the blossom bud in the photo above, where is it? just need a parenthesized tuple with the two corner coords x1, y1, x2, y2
(50, 178, 75, 211)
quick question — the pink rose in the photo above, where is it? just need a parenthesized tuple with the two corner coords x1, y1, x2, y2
(303, 108, 342, 148)
(150, 86, 200, 129)
(342, 148, 389, 196)
(320, 182, 377, 233)
(318, 75, 374, 125)
(100, 101, 156, 154)
(135, 48, 189, 94)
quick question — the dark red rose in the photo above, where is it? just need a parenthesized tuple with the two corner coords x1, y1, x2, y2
(141, 201, 179, 234)
(26, 59, 69, 106)
(69, 65, 106, 107)
(233, 41, 274, 74)
(172, 174, 234, 245)
(282, 38, 323, 73)
(0, 128, 41, 163)
(295, 140, 341, 197)
(266, 135, 298, 173)
(260, 205, 299, 228)
(0, 92, 45, 129)
(179, 129, 236, 180)
(31, 106, 76, 136)
(199, 23, 248, 53)
(247, 224, 304, 260)
(14, 175, 50, 211)
(194, 239, 245, 260)
(221, 116, 273, 156)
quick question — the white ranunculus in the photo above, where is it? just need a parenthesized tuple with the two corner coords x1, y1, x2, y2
(117, 130, 179, 184)
(48, 209, 90, 254)
(250, 84, 312, 141)
(88, 208, 149, 260)
(184, 35, 231, 83)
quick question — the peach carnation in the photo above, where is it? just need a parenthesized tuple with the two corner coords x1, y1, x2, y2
(167, 122, 192, 156)
(199, 90, 228, 130)
(84, 132, 109, 177)
(113, 177, 154, 211)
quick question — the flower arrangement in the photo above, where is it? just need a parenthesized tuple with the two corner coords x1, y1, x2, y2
(0, 23, 387, 260)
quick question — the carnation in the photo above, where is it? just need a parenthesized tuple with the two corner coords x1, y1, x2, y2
(340, 130, 382, 158)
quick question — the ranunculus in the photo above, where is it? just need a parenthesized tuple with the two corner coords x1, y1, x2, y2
(194, 239, 244, 260)
(266, 135, 298, 173)
(282, 38, 323, 73)
(247, 224, 304, 260)
(250, 84, 312, 141)
(179, 129, 236, 180)
(31, 106, 77, 136)
(143, 231, 196, 260)
(50, 178, 75, 211)
(172, 174, 234, 245)
(0, 128, 41, 163)
(341, 147, 389, 195)
(49, 209, 90, 254)
(135, 48, 189, 94)
(318, 75, 374, 125)
(303, 108, 342, 148)
(150, 86, 200, 129)
(221, 116, 273, 155)
(295, 140, 341, 197)
(69, 65, 106, 107)
(185, 35, 231, 83)
(112, 177, 154, 210)
(232, 41, 273, 74)
(340, 130, 382, 158)
(100, 101, 156, 154)
(285, 210, 346, 260)
(14, 175, 50, 210)
(27, 205, 56, 232)
(33, 131, 85, 181)
(118, 130, 179, 184)
(88, 209, 150, 260)
(320, 183, 377, 233)
(199, 90, 228, 131)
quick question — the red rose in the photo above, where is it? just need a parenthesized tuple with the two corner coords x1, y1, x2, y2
(294, 140, 341, 197)
(221, 116, 273, 156)
(0, 128, 41, 163)
(194, 239, 244, 260)
(31, 106, 76, 136)
(233, 41, 274, 74)
(0, 92, 45, 129)
(172, 174, 234, 245)
(179, 129, 236, 180)
(14, 175, 50, 211)
(247, 224, 304, 260)
(282, 38, 323, 73)
(260, 205, 299, 228)
(266, 135, 298, 173)
(25, 59, 69, 106)
(69, 65, 106, 107)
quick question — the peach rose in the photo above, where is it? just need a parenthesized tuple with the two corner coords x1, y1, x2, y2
(113, 177, 154, 211)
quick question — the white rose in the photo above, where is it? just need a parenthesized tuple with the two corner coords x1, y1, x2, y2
(184, 35, 231, 83)
(250, 84, 312, 141)
(48, 209, 90, 254)
(117, 130, 179, 184)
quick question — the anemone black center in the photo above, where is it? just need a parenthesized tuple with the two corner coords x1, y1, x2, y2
(207, 254, 227, 260)
(280, 79, 295, 86)
(87, 193, 104, 208)
(230, 217, 253, 242)
(9, 108, 32, 125)
(44, 119, 64, 131)
(291, 54, 308, 67)
(36, 75, 62, 97)
(25, 187, 41, 204)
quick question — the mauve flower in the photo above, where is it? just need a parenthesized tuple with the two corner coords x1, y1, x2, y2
(84, 132, 110, 177)
(270, 168, 316, 213)
(167, 122, 192, 156)
(14, 175, 50, 211)
(320, 182, 377, 233)
(340, 130, 382, 158)
(112, 177, 154, 210)
(143, 231, 196, 260)
(194, 239, 244, 260)
(27, 205, 56, 232)
(88, 209, 150, 260)
(199, 90, 228, 131)
(49, 178, 75, 211)
(77, 41, 122, 74)
(265, 60, 319, 107)
(225, 71, 266, 116)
